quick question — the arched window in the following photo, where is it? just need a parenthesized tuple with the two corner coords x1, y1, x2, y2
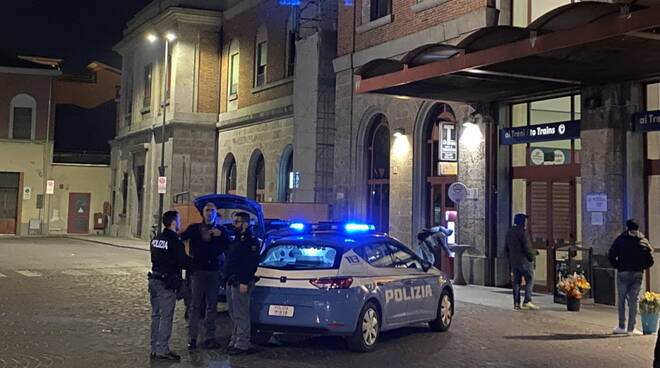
(248, 150, 265, 202)
(254, 25, 268, 87)
(278, 145, 294, 202)
(366, 115, 390, 232)
(9, 94, 36, 140)
(228, 38, 240, 100)
(223, 153, 237, 195)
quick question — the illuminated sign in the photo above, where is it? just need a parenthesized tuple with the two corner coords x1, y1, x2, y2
(500, 120, 580, 145)
(633, 110, 660, 132)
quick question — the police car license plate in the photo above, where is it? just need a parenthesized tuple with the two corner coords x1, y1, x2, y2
(268, 305, 294, 317)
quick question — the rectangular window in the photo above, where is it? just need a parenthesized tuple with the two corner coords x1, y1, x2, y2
(370, 0, 390, 21)
(165, 52, 172, 99)
(12, 107, 32, 139)
(260, 244, 341, 270)
(143, 64, 152, 108)
(512, 0, 573, 27)
(229, 53, 239, 96)
(255, 41, 267, 87)
(286, 31, 296, 77)
(121, 172, 128, 215)
(125, 74, 133, 126)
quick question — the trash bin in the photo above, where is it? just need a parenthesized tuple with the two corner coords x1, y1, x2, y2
(592, 267, 616, 306)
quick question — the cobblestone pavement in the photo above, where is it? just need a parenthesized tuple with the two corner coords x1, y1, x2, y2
(0, 237, 656, 368)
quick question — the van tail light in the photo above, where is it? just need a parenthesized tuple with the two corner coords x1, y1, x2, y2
(310, 277, 353, 289)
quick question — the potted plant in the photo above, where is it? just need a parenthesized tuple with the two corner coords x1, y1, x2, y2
(639, 292, 660, 335)
(556, 273, 591, 311)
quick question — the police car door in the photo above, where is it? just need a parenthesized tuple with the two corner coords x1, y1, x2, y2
(357, 241, 409, 328)
(387, 241, 437, 322)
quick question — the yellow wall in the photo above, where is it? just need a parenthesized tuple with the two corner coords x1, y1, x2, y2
(0, 140, 48, 233)
(48, 164, 111, 234)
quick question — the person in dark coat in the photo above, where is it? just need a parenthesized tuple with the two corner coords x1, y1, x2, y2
(181, 202, 230, 349)
(504, 213, 540, 310)
(148, 210, 191, 361)
(608, 219, 654, 336)
(223, 211, 261, 355)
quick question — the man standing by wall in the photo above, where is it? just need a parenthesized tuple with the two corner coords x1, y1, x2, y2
(224, 212, 260, 355)
(505, 213, 540, 311)
(148, 210, 190, 361)
(181, 202, 229, 349)
(609, 219, 654, 336)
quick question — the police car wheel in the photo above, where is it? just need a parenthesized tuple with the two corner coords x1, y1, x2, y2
(429, 290, 452, 332)
(347, 301, 380, 352)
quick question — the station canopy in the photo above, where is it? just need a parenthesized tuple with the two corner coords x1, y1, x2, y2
(355, 1, 660, 103)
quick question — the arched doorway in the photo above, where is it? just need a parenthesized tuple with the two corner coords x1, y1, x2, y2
(222, 153, 237, 195)
(366, 115, 390, 232)
(248, 150, 265, 202)
(417, 103, 458, 276)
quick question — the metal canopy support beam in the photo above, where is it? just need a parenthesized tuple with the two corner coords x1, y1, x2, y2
(627, 31, 660, 41)
(463, 68, 581, 85)
(356, 6, 660, 94)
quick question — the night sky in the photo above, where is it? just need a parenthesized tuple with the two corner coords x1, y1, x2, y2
(2, 0, 153, 72)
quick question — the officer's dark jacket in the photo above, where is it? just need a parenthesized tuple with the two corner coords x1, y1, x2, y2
(224, 229, 260, 285)
(181, 222, 229, 271)
(150, 228, 191, 277)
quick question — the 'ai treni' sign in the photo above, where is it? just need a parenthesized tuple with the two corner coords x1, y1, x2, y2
(633, 110, 660, 132)
(500, 120, 580, 145)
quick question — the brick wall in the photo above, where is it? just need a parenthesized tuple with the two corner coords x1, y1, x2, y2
(219, 1, 293, 113)
(338, 0, 488, 55)
(197, 30, 221, 114)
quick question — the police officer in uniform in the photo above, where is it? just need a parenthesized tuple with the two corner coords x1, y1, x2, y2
(149, 210, 190, 362)
(181, 202, 229, 350)
(224, 211, 261, 355)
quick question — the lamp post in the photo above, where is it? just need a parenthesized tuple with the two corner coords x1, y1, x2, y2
(148, 32, 176, 234)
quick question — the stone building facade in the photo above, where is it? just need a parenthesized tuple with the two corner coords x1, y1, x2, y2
(333, 0, 500, 283)
(111, 0, 337, 238)
(334, 0, 660, 294)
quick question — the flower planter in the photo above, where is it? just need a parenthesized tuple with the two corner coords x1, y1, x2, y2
(566, 296, 580, 312)
(641, 312, 659, 335)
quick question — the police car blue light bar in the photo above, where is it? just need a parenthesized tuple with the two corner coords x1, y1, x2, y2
(344, 223, 375, 232)
(289, 222, 306, 231)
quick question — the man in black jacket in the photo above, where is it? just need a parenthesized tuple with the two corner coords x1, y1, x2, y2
(149, 210, 190, 362)
(504, 213, 540, 311)
(224, 211, 261, 355)
(181, 202, 229, 349)
(608, 219, 654, 336)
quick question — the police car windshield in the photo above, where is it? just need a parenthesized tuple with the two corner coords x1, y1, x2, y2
(260, 243, 341, 270)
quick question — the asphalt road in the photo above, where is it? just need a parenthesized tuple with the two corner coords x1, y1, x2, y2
(0, 237, 655, 368)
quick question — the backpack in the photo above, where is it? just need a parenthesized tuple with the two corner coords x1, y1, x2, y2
(641, 243, 655, 269)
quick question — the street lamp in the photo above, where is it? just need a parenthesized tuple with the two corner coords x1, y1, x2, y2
(147, 32, 176, 234)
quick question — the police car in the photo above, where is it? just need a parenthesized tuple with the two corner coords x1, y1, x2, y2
(251, 222, 454, 352)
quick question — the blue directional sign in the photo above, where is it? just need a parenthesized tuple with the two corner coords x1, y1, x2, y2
(633, 110, 660, 132)
(500, 120, 580, 145)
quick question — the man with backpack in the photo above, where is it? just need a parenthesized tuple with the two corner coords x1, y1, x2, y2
(608, 219, 654, 336)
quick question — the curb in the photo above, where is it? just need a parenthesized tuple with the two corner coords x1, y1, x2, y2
(67, 236, 149, 252)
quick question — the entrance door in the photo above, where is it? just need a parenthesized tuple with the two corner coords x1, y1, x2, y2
(68, 193, 91, 234)
(527, 180, 576, 292)
(0, 172, 20, 234)
(427, 176, 457, 276)
(134, 165, 145, 238)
